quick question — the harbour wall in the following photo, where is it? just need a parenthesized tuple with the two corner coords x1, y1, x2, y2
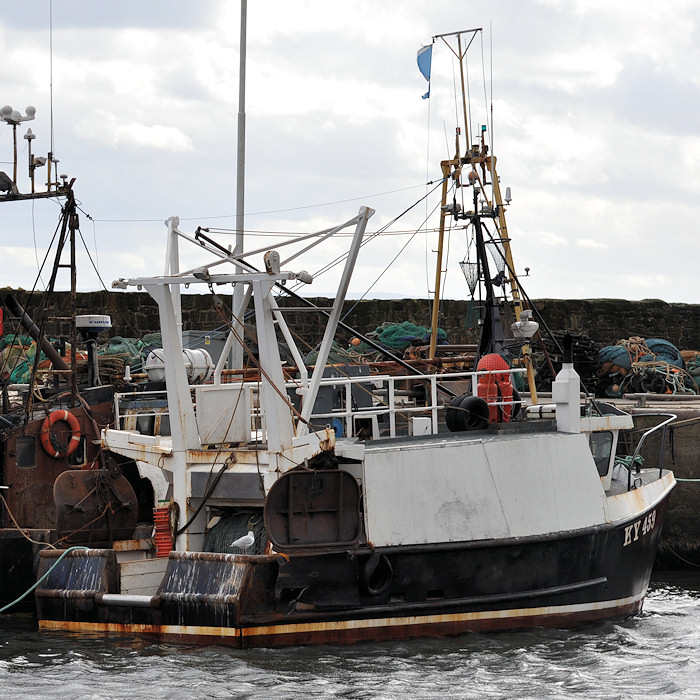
(9, 290, 700, 352)
(4, 290, 700, 569)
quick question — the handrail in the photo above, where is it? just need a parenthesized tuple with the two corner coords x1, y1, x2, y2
(111, 366, 529, 442)
(626, 412, 677, 491)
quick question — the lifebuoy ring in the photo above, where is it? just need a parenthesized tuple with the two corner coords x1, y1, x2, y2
(40, 409, 81, 459)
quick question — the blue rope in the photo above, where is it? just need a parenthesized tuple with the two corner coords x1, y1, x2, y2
(0, 545, 88, 613)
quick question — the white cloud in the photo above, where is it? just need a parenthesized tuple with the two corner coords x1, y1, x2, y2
(78, 112, 194, 152)
(2, 1, 700, 304)
(577, 238, 608, 249)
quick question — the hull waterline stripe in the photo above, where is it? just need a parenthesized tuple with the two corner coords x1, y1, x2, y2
(38, 589, 646, 639)
(341, 576, 608, 616)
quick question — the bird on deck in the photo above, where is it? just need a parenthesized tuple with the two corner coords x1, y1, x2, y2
(0, 171, 18, 194)
(230, 519, 256, 550)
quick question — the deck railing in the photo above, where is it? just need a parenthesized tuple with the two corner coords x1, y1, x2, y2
(112, 366, 529, 444)
(624, 412, 677, 491)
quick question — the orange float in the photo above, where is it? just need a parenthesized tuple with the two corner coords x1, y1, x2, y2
(40, 409, 81, 459)
(476, 353, 514, 423)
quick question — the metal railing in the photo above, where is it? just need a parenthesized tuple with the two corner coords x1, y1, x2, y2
(625, 412, 677, 491)
(111, 366, 529, 443)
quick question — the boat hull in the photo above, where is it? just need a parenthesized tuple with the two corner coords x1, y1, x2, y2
(35, 493, 670, 647)
(0, 530, 52, 613)
(1, 397, 116, 614)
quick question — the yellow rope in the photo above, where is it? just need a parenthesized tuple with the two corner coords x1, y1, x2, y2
(0, 492, 56, 548)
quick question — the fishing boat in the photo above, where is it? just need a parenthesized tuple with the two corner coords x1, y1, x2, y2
(33, 218, 675, 646)
(0, 108, 157, 613)
(32, 29, 675, 645)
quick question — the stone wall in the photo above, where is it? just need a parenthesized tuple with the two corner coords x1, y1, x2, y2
(4, 289, 700, 353)
(533, 298, 700, 350)
(3, 288, 699, 567)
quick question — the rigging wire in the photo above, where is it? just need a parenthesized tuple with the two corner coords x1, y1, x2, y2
(31, 199, 47, 290)
(89, 182, 429, 224)
(0, 200, 69, 391)
(291, 179, 448, 307)
(480, 30, 490, 142)
(74, 226, 161, 354)
(429, 120, 452, 295)
(90, 215, 100, 273)
(452, 55, 460, 141)
(341, 191, 446, 321)
(422, 53, 433, 298)
(279, 178, 446, 299)
(480, 29, 493, 204)
(176, 180, 450, 343)
(204, 226, 441, 238)
(465, 40, 473, 152)
(489, 22, 494, 204)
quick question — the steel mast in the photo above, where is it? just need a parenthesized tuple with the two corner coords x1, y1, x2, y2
(426, 28, 537, 401)
(231, 0, 248, 370)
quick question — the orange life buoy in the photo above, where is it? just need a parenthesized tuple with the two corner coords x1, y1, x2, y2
(40, 409, 81, 459)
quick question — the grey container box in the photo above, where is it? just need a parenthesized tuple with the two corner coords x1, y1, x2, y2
(181, 330, 228, 366)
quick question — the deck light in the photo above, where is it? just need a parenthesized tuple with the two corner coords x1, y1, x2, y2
(511, 309, 539, 339)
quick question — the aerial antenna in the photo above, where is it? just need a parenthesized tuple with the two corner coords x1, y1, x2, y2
(50, 0, 55, 161)
(427, 28, 480, 360)
(230, 0, 247, 369)
(490, 21, 494, 205)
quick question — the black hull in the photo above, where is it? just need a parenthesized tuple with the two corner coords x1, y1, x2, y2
(36, 495, 670, 647)
(0, 531, 52, 614)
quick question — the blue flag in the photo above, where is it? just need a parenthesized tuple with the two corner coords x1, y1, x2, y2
(417, 44, 432, 99)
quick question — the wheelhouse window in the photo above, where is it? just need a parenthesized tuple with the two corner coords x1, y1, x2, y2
(16, 436, 36, 468)
(590, 431, 614, 477)
(67, 435, 87, 467)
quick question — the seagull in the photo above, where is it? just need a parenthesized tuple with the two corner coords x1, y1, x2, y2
(0, 171, 18, 194)
(230, 529, 255, 550)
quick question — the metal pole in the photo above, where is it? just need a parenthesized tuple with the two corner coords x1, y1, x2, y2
(457, 34, 470, 150)
(0, 293, 68, 371)
(231, 0, 247, 370)
(429, 160, 453, 359)
(68, 191, 78, 405)
(11, 124, 18, 187)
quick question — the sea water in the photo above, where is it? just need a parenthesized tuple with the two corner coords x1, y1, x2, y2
(0, 572, 698, 700)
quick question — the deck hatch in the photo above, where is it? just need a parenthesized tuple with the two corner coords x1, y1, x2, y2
(264, 469, 362, 550)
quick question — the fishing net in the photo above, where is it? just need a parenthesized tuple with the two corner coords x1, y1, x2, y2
(204, 510, 266, 555)
(101, 336, 147, 372)
(459, 261, 479, 296)
(683, 351, 700, 388)
(100, 335, 162, 373)
(598, 336, 683, 373)
(354, 321, 447, 357)
(0, 336, 43, 384)
(485, 238, 506, 275)
(597, 336, 693, 396)
(304, 340, 366, 366)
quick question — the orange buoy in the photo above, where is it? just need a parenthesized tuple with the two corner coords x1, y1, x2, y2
(40, 409, 81, 459)
(476, 353, 514, 423)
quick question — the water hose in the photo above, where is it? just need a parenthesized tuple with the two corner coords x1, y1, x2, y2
(0, 545, 88, 613)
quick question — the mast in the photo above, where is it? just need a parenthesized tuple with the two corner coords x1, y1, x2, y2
(1, 104, 79, 402)
(428, 29, 479, 360)
(426, 29, 538, 400)
(428, 159, 454, 359)
(231, 0, 247, 370)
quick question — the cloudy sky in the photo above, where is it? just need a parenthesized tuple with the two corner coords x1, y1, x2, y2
(1, 0, 699, 306)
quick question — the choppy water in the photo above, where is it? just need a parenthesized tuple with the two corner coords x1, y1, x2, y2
(0, 573, 698, 700)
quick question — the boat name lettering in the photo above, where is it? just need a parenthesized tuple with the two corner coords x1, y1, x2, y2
(623, 510, 656, 546)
